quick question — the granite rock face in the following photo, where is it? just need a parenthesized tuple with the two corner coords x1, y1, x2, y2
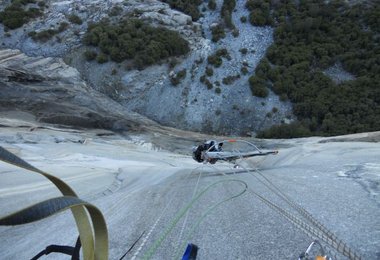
(0, 49, 157, 131)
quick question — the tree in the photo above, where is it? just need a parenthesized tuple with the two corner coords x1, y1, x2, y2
(249, 76, 269, 98)
(208, 0, 216, 10)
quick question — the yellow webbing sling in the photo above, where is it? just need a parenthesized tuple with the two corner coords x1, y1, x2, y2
(0, 146, 108, 260)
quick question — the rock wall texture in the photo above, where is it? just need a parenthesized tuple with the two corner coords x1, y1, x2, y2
(0, 49, 158, 131)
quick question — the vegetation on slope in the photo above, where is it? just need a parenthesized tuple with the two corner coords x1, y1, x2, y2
(211, 0, 237, 42)
(207, 48, 230, 68)
(245, 0, 380, 138)
(160, 0, 202, 21)
(170, 69, 187, 86)
(0, 0, 44, 29)
(83, 19, 190, 69)
(28, 22, 69, 42)
(208, 0, 217, 11)
(246, 0, 272, 26)
(221, 0, 236, 29)
(67, 14, 83, 25)
(211, 24, 226, 42)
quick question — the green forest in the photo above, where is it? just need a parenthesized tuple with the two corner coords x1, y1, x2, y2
(245, 0, 380, 138)
(83, 19, 189, 69)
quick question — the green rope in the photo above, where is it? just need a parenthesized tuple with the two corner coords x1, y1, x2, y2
(142, 179, 248, 260)
(173, 180, 248, 259)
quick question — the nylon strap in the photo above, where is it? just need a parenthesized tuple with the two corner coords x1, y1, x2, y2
(0, 146, 108, 260)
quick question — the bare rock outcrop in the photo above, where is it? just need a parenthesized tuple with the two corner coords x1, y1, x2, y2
(0, 48, 158, 131)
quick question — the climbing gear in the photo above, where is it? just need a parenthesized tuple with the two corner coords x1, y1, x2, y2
(298, 240, 330, 260)
(182, 243, 198, 260)
(0, 146, 108, 260)
(194, 139, 278, 164)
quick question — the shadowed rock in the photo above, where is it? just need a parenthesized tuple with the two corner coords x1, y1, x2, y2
(0, 49, 158, 132)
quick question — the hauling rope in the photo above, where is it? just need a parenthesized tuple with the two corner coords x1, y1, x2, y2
(242, 167, 362, 260)
(192, 139, 362, 259)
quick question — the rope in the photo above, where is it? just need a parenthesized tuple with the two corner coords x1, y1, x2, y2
(141, 179, 248, 260)
(253, 169, 341, 244)
(235, 161, 362, 260)
(130, 168, 202, 260)
(119, 231, 146, 260)
(173, 178, 248, 259)
(194, 140, 362, 259)
(176, 170, 202, 250)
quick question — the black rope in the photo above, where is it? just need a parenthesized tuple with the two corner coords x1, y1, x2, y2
(72, 236, 82, 260)
(119, 231, 146, 260)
